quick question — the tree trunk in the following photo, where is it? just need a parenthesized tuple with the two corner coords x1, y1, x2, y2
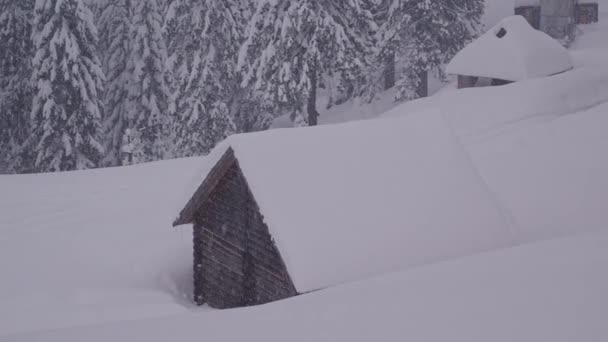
(416, 69, 428, 98)
(384, 51, 396, 90)
(307, 64, 320, 126)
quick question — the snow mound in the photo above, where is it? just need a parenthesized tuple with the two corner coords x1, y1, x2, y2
(447, 15, 573, 81)
(442, 66, 608, 140)
(469, 101, 608, 242)
(385, 46, 608, 250)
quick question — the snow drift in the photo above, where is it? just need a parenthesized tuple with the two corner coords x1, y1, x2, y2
(5, 229, 608, 342)
(0, 159, 205, 335)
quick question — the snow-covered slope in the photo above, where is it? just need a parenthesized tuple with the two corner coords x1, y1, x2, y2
(469, 101, 608, 240)
(0, 158, 206, 335)
(5, 229, 608, 342)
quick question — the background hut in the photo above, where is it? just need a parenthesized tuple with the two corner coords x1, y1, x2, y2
(447, 16, 573, 89)
(515, 0, 600, 37)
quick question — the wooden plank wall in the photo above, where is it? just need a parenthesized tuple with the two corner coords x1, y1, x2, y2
(193, 162, 296, 309)
(540, 0, 577, 39)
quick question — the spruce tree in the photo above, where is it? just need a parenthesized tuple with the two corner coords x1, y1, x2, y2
(379, 0, 484, 100)
(28, 0, 105, 172)
(124, 0, 170, 164)
(98, 0, 133, 166)
(0, 0, 34, 172)
(164, 0, 241, 158)
(370, 0, 394, 91)
(238, 0, 375, 126)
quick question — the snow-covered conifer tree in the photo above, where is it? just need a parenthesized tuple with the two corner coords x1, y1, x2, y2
(27, 0, 105, 172)
(238, 1, 375, 126)
(124, 0, 170, 164)
(379, 0, 484, 100)
(370, 0, 394, 90)
(164, 0, 242, 157)
(97, 0, 133, 166)
(0, 0, 34, 172)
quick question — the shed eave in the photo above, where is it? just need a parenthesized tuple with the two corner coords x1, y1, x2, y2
(172, 148, 237, 228)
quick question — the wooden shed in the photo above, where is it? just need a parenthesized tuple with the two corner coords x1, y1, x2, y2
(173, 113, 514, 309)
(173, 148, 297, 308)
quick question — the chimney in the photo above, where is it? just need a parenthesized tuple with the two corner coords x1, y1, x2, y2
(540, 0, 577, 40)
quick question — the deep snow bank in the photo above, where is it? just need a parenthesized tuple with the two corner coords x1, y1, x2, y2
(442, 66, 608, 141)
(384, 46, 608, 245)
(0, 158, 207, 335)
(469, 101, 608, 242)
(6, 229, 608, 342)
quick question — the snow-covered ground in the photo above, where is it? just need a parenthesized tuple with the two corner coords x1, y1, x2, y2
(0, 159, 206, 335)
(5, 230, 608, 342)
(1, 3, 608, 341)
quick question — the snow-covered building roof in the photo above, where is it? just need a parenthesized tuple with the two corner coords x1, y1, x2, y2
(447, 15, 573, 81)
(174, 111, 514, 294)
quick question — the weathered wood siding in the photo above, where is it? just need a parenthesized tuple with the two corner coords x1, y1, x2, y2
(515, 2, 598, 31)
(193, 162, 297, 309)
(491, 78, 513, 86)
(576, 3, 599, 24)
(457, 75, 478, 89)
(416, 70, 428, 98)
(540, 0, 576, 39)
(515, 5, 541, 29)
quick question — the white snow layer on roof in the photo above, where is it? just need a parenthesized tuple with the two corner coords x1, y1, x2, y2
(447, 15, 573, 81)
(387, 48, 608, 243)
(469, 101, 608, 242)
(0, 158, 206, 335)
(183, 111, 515, 293)
(441, 66, 608, 140)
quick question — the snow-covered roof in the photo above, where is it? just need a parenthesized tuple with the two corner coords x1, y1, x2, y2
(447, 15, 573, 81)
(175, 111, 514, 293)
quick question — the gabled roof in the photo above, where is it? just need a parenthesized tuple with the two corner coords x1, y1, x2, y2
(174, 147, 236, 227)
(447, 15, 573, 81)
(174, 112, 514, 293)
